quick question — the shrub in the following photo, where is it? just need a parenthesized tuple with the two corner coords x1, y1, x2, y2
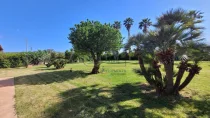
(22, 56, 29, 68)
(0, 59, 11, 68)
(53, 59, 66, 69)
(46, 62, 53, 68)
(7, 53, 24, 68)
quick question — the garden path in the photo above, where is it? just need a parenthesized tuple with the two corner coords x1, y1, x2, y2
(0, 77, 17, 118)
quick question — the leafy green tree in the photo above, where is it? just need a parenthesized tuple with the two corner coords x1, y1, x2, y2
(65, 50, 71, 63)
(68, 20, 122, 74)
(139, 18, 152, 34)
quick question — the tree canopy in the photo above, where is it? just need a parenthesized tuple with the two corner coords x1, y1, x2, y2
(68, 20, 122, 73)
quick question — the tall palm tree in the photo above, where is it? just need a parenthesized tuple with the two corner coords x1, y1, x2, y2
(124, 17, 134, 39)
(112, 21, 121, 61)
(124, 18, 134, 60)
(112, 21, 121, 30)
(139, 18, 152, 34)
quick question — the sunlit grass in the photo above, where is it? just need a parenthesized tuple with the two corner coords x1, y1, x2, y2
(1, 61, 209, 118)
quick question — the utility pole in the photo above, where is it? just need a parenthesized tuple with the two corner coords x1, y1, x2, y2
(26, 39, 28, 52)
(25, 39, 28, 68)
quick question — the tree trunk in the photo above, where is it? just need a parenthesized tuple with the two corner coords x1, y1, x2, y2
(138, 55, 154, 85)
(128, 29, 131, 60)
(164, 62, 174, 94)
(173, 63, 187, 94)
(152, 60, 162, 79)
(178, 71, 195, 91)
(91, 59, 100, 74)
(138, 55, 146, 74)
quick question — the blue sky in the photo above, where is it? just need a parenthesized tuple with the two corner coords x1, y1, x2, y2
(0, 0, 210, 52)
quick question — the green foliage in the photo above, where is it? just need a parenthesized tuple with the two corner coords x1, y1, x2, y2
(65, 50, 71, 63)
(0, 54, 11, 68)
(53, 59, 66, 69)
(0, 45, 3, 52)
(0, 50, 56, 68)
(112, 21, 121, 30)
(123, 17, 134, 32)
(123, 8, 206, 95)
(0, 53, 25, 68)
(22, 56, 29, 68)
(46, 63, 52, 68)
(68, 20, 122, 73)
(45, 52, 67, 69)
(27, 50, 47, 65)
(139, 18, 152, 33)
(68, 20, 122, 54)
(6, 53, 25, 68)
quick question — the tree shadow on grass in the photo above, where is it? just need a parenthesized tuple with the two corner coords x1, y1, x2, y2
(43, 82, 210, 118)
(14, 70, 89, 85)
(133, 68, 144, 75)
(35, 66, 57, 71)
(101, 61, 139, 65)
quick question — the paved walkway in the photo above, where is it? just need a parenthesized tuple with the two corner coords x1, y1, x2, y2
(0, 77, 17, 118)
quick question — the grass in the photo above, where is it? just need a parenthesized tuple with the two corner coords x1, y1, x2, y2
(1, 61, 210, 118)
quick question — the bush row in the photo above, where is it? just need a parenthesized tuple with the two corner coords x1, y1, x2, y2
(0, 53, 26, 68)
(0, 50, 65, 68)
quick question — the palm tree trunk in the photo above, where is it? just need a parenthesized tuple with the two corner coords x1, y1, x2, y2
(178, 71, 196, 91)
(138, 55, 146, 74)
(128, 29, 130, 39)
(164, 62, 174, 94)
(128, 29, 131, 60)
(138, 55, 154, 86)
(173, 63, 187, 94)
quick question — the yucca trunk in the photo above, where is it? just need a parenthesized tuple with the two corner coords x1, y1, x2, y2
(164, 62, 174, 94)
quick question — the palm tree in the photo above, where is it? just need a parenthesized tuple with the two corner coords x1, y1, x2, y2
(124, 17, 134, 39)
(139, 18, 152, 33)
(188, 10, 204, 36)
(112, 21, 121, 61)
(112, 21, 121, 30)
(154, 8, 203, 94)
(124, 17, 134, 60)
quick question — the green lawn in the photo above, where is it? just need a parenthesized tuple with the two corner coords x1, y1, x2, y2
(1, 61, 210, 118)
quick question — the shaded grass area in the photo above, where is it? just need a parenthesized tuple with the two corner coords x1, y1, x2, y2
(1, 61, 209, 118)
(46, 83, 210, 118)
